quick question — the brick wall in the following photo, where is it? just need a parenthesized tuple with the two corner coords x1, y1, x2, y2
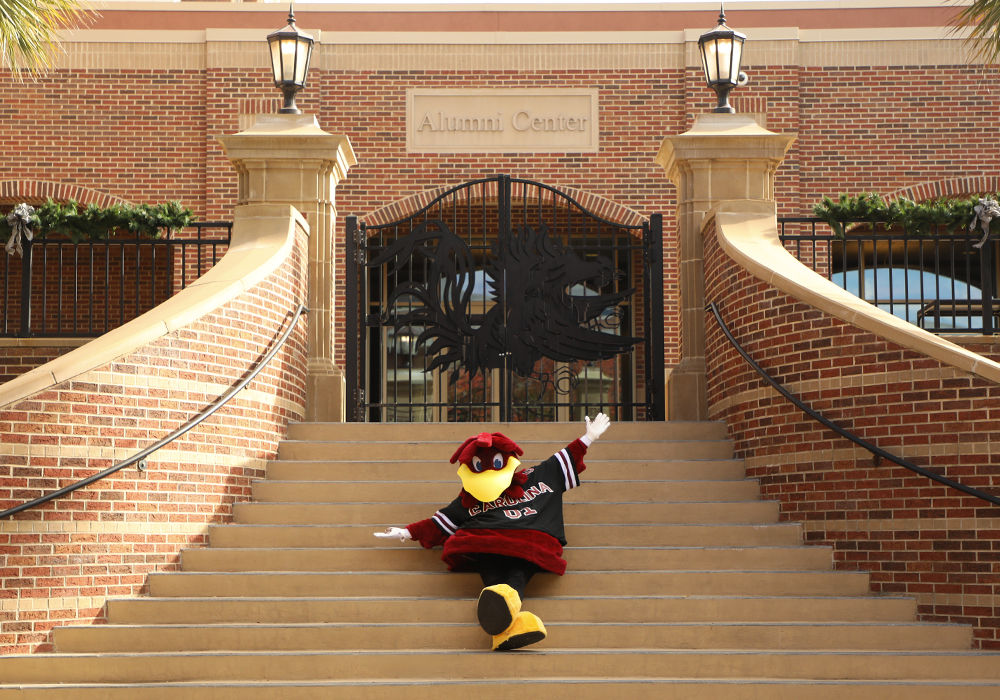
(4, 29, 1000, 650)
(6, 59, 999, 374)
(703, 216, 1000, 649)
(0, 217, 310, 653)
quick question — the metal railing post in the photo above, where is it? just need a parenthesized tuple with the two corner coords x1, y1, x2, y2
(19, 237, 34, 336)
(981, 236, 995, 335)
(648, 213, 666, 421)
(344, 215, 360, 422)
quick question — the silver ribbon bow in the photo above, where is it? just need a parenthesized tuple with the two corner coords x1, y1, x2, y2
(5, 203, 35, 258)
(969, 197, 1000, 250)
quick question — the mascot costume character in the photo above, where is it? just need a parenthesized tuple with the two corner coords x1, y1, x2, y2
(374, 413, 611, 651)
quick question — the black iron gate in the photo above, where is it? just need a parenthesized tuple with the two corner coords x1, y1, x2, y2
(345, 175, 664, 422)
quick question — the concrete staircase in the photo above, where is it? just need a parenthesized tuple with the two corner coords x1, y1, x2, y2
(2, 421, 999, 698)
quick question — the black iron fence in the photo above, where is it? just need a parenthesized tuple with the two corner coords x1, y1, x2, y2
(0, 222, 232, 338)
(346, 175, 665, 423)
(778, 217, 998, 335)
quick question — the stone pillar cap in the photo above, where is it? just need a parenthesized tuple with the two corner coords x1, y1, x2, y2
(655, 113, 796, 179)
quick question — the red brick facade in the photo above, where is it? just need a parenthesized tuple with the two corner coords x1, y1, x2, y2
(2, 3, 1000, 653)
(704, 217, 1000, 649)
(0, 221, 309, 652)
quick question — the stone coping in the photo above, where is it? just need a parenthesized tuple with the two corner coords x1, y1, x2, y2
(0, 204, 307, 410)
(709, 201, 1000, 387)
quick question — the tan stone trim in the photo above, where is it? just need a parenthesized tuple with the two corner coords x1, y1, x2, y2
(320, 43, 685, 72)
(798, 27, 966, 42)
(0, 519, 212, 534)
(0, 204, 307, 410)
(56, 41, 206, 70)
(741, 441, 999, 468)
(48, 32, 974, 71)
(0, 436, 274, 465)
(2, 596, 114, 613)
(711, 202, 1000, 386)
(60, 29, 208, 42)
(798, 39, 972, 68)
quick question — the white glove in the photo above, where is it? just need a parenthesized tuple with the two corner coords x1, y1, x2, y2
(374, 527, 412, 542)
(583, 413, 611, 444)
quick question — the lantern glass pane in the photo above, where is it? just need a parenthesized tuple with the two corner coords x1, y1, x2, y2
(269, 39, 283, 83)
(300, 43, 313, 88)
(716, 38, 734, 81)
(704, 40, 720, 83)
(294, 39, 309, 84)
(280, 38, 297, 82)
(729, 39, 744, 82)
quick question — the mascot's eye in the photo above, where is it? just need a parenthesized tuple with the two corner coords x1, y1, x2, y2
(471, 456, 484, 473)
(492, 455, 504, 470)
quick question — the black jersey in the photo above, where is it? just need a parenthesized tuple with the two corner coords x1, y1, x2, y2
(430, 445, 583, 546)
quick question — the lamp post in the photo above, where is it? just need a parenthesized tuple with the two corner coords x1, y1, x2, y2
(697, 5, 747, 114)
(267, 4, 315, 115)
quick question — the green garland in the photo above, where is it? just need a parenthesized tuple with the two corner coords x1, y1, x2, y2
(0, 199, 193, 243)
(812, 193, 997, 238)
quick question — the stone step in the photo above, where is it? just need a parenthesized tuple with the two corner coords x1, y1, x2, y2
(51, 621, 974, 654)
(4, 648, 999, 684)
(4, 679, 1000, 700)
(106, 595, 919, 626)
(146, 570, 873, 599)
(286, 421, 729, 442)
(232, 501, 782, 525)
(264, 459, 748, 482)
(277, 440, 734, 462)
(179, 545, 833, 573)
(250, 480, 762, 504)
(208, 522, 805, 549)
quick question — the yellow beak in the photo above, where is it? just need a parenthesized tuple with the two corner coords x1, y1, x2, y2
(457, 456, 521, 503)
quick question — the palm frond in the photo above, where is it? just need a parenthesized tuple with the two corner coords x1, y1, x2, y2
(0, 0, 93, 79)
(949, 0, 1000, 66)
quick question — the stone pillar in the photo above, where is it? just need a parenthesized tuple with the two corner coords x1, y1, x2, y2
(655, 113, 795, 421)
(219, 114, 357, 422)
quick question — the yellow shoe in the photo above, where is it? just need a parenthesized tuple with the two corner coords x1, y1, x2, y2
(491, 611, 547, 651)
(477, 584, 522, 635)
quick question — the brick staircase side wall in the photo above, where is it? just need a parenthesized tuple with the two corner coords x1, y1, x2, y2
(0, 223, 310, 654)
(703, 217, 1000, 650)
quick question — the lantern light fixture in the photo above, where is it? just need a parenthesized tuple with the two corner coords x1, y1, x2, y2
(266, 3, 315, 115)
(697, 4, 748, 114)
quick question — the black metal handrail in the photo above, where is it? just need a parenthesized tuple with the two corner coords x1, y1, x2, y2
(707, 301, 1000, 507)
(0, 303, 307, 519)
(1, 222, 233, 338)
(778, 217, 997, 335)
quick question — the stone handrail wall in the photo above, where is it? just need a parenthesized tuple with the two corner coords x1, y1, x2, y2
(0, 204, 310, 653)
(704, 203, 1000, 649)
